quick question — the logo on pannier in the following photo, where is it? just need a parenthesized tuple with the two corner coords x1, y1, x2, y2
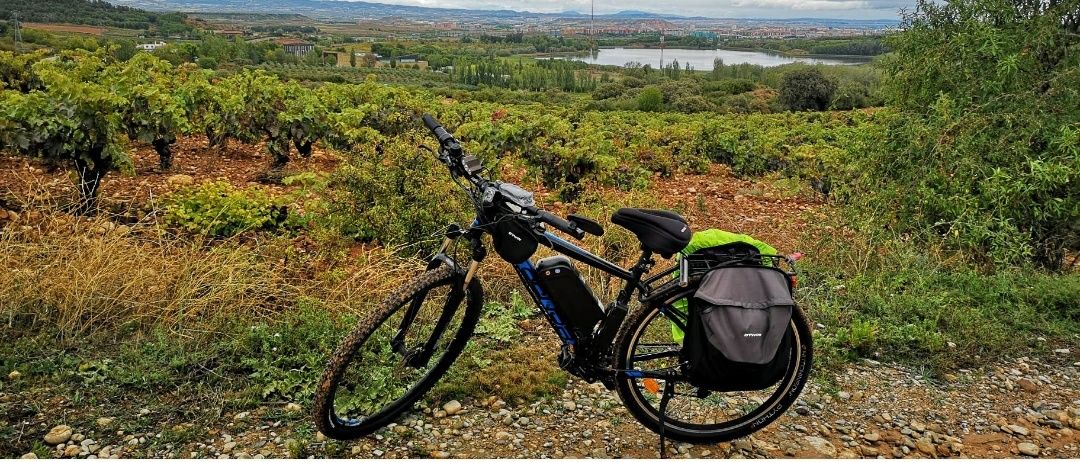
(743, 332, 763, 337)
(507, 231, 523, 242)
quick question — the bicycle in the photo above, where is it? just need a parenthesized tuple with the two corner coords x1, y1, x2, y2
(313, 114, 812, 444)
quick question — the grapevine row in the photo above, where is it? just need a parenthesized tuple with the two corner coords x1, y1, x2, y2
(0, 49, 880, 213)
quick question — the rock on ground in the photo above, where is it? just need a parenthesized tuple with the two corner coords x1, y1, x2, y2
(43, 425, 72, 445)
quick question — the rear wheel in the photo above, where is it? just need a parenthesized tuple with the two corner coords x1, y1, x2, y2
(613, 300, 812, 444)
(313, 264, 482, 440)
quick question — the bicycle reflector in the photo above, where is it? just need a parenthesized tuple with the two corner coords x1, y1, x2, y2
(643, 378, 660, 395)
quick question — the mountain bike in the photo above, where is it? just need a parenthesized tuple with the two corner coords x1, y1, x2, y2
(313, 114, 812, 444)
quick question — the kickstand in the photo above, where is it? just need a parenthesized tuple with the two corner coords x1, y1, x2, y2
(658, 380, 676, 459)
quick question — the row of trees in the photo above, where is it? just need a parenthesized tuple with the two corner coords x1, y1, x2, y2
(0, 47, 872, 215)
(0, 0, 193, 36)
(450, 58, 598, 92)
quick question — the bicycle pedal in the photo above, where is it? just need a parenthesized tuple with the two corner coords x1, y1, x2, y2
(401, 347, 429, 368)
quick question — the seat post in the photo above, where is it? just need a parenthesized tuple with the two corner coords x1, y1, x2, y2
(592, 247, 654, 350)
(616, 246, 654, 306)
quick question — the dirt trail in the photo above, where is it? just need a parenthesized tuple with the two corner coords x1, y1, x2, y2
(5, 352, 1077, 459)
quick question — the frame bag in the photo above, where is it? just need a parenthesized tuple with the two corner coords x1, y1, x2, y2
(491, 218, 539, 264)
(682, 266, 795, 392)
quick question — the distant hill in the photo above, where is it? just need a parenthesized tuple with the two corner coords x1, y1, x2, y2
(0, 0, 190, 31)
(110, 0, 708, 21)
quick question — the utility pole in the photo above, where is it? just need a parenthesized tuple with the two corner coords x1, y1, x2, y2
(590, 0, 595, 54)
(660, 27, 665, 69)
(12, 11, 22, 50)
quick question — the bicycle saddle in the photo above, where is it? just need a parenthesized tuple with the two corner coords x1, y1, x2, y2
(611, 208, 692, 258)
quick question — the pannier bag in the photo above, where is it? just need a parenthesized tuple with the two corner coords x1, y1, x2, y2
(671, 229, 778, 344)
(682, 266, 795, 392)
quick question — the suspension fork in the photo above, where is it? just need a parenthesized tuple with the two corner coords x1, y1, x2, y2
(390, 224, 465, 356)
(397, 226, 486, 368)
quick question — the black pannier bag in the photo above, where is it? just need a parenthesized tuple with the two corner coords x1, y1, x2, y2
(682, 266, 795, 392)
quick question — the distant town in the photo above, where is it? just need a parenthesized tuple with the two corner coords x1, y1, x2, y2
(112, 0, 898, 43)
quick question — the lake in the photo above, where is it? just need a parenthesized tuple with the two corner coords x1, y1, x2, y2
(563, 48, 870, 70)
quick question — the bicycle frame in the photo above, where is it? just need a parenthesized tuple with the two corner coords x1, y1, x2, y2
(426, 216, 696, 382)
(516, 231, 654, 343)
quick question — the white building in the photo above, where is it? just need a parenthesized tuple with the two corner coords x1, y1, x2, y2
(137, 42, 166, 52)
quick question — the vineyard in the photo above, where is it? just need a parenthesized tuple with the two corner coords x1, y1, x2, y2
(2, 0, 1080, 458)
(0, 48, 883, 220)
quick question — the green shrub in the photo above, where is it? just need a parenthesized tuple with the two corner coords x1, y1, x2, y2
(162, 181, 290, 238)
(592, 82, 626, 100)
(636, 86, 664, 112)
(801, 232, 1080, 371)
(778, 68, 836, 111)
(703, 78, 756, 95)
(326, 136, 471, 253)
(846, 0, 1080, 267)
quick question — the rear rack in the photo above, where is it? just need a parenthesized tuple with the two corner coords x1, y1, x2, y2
(642, 252, 797, 299)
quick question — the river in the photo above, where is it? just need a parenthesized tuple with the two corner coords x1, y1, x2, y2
(562, 47, 870, 70)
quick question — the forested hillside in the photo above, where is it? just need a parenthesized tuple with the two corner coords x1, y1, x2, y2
(0, 0, 191, 33)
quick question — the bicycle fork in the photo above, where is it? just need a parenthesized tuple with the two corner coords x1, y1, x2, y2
(391, 225, 485, 369)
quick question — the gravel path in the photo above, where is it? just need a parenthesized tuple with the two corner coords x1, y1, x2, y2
(10, 351, 1078, 459)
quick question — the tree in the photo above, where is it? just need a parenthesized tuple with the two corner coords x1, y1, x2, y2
(349, 50, 356, 68)
(226, 70, 291, 170)
(106, 53, 190, 170)
(281, 82, 328, 159)
(778, 68, 836, 111)
(0, 52, 130, 214)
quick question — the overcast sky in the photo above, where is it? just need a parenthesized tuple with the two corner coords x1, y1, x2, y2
(355, 0, 913, 19)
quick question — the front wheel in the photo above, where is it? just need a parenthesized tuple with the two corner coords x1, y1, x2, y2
(313, 264, 483, 440)
(614, 301, 813, 444)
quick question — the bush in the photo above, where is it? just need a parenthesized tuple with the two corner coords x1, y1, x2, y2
(703, 78, 756, 95)
(636, 86, 664, 112)
(326, 137, 471, 253)
(592, 82, 626, 100)
(801, 231, 1080, 370)
(162, 181, 290, 238)
(778, 68, 836, 111)
(845, 0, 1080, 267)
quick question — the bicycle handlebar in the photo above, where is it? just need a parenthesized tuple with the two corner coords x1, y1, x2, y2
(421, 114, 586, 241)
(532, 208, 587, 240)
(422, 114, 456, 146)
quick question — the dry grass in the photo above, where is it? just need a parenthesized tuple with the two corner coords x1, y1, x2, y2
(0, 166, 699, 343)
(21, 23, 107, 36)
(0, 211, 432, 340)
(1, 217, 288, 339)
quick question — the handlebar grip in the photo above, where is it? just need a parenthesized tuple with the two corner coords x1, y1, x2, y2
(422, 114, 456, 146)
(422, 114, 440, 132)
(538, 210, 586, 240)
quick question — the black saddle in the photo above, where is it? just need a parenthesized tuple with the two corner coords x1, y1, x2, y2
(611, 208, 692, 258)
